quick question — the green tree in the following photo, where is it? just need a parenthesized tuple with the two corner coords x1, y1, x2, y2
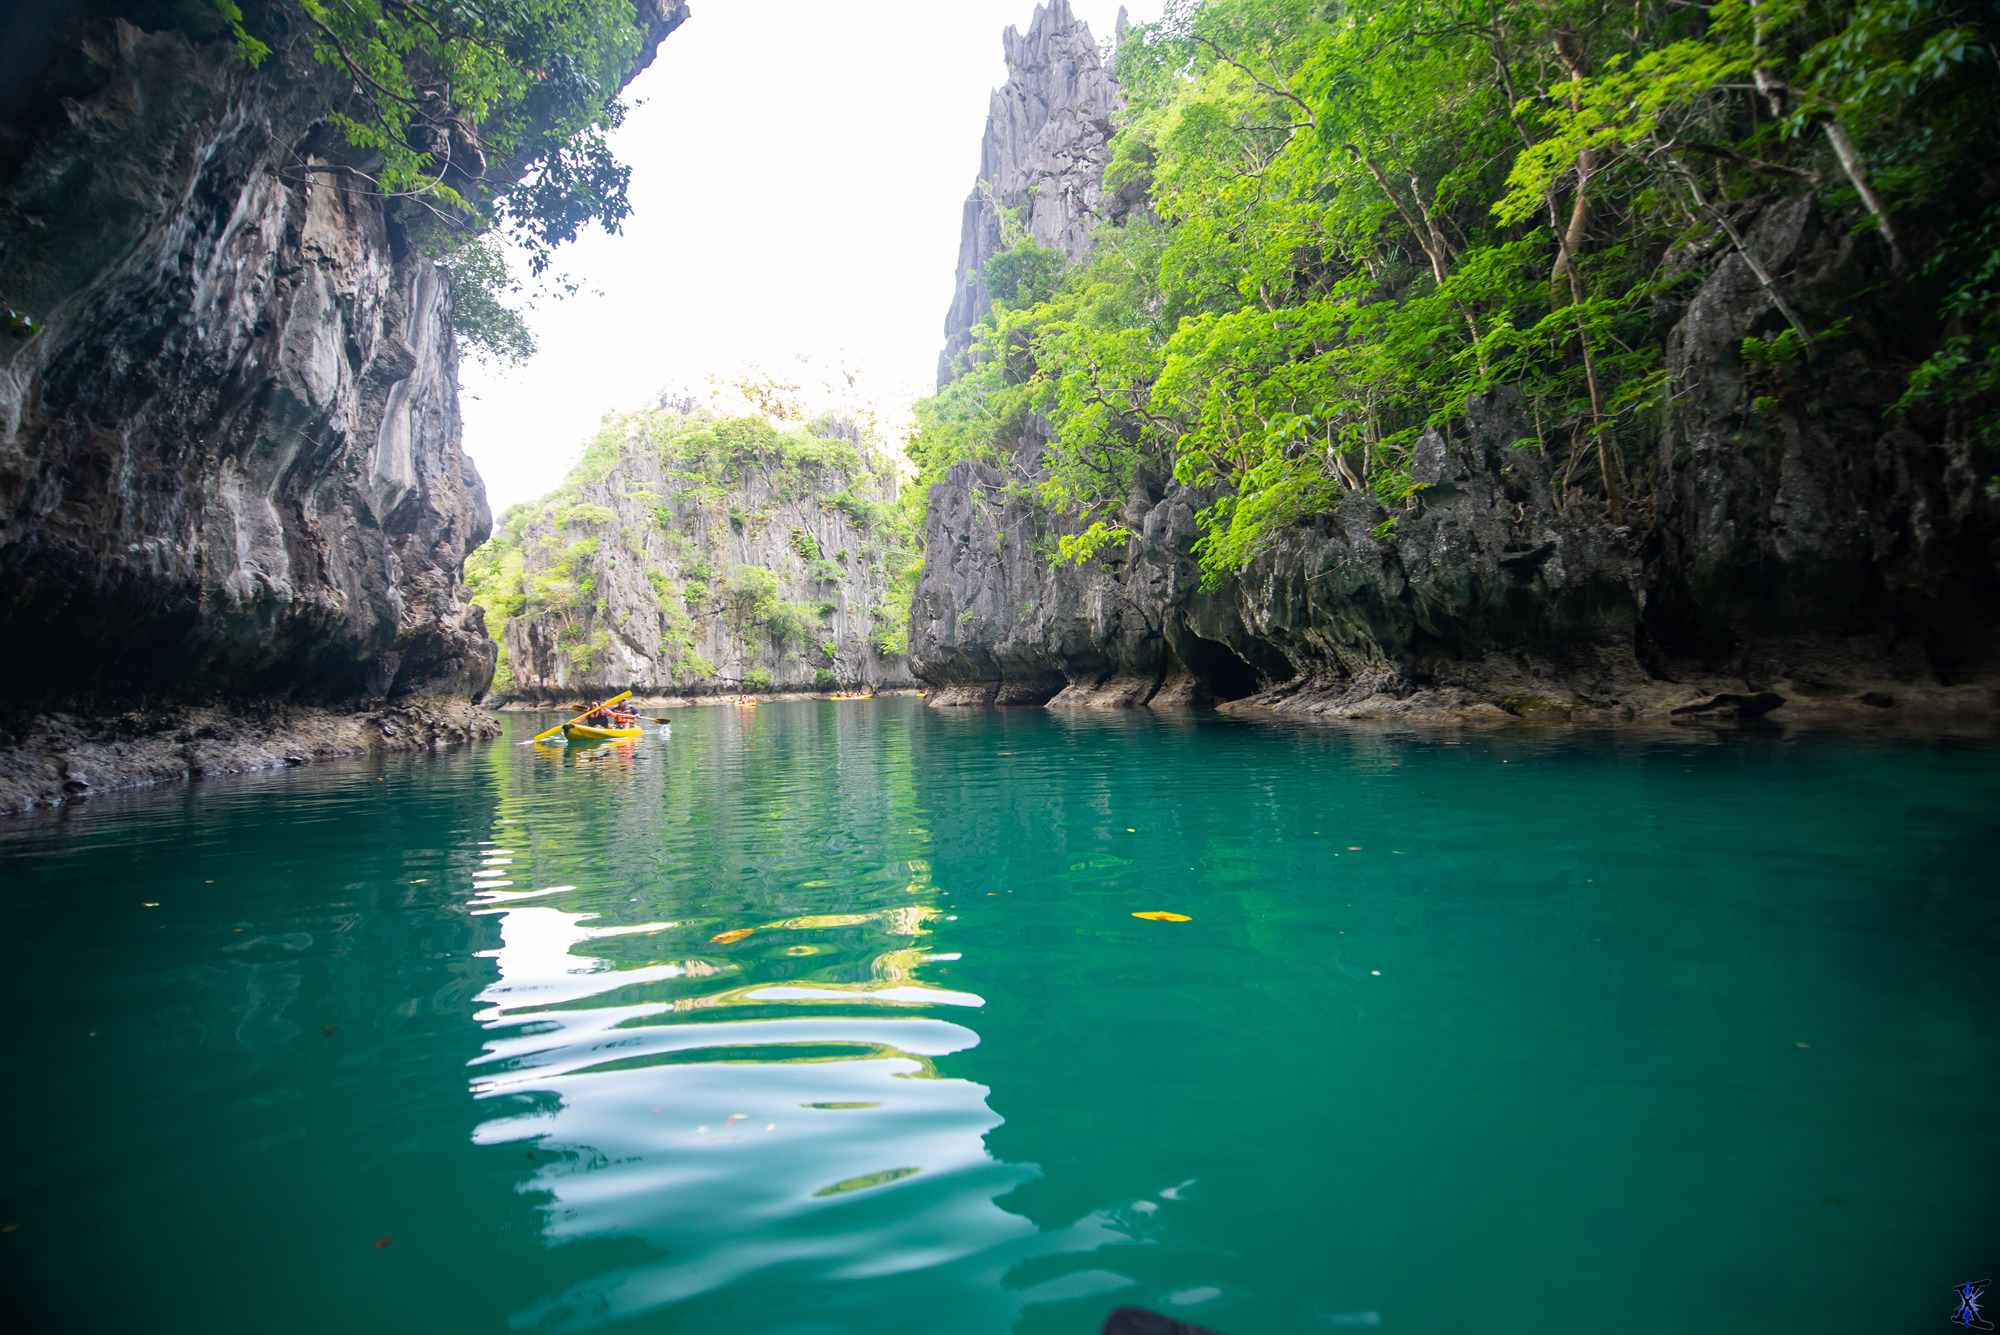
(909, 0, 1997, 585)
(271, 0, 648, 269)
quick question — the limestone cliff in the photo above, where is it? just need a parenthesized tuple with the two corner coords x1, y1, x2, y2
(912, 25, 1999, 724)
(0, 1, 686, 808)
(474, 408, 917, 701)
(938, 0, 1138, 384)
(0, 2, 684, 717)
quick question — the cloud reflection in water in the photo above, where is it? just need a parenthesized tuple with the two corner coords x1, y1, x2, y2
(465, 884, 1132, 1334)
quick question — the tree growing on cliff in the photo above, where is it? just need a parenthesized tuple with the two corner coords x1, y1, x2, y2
(214, 0, 677, 361)
(911, 0, 1998, 584)
(273, 0, 648, 263)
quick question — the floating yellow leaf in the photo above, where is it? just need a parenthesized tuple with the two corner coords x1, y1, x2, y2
(1132, 911, 1192, 922)
(710, 928, 756, 944)
(775, 913, 871, 930)
(813, 1166, 919, 1197)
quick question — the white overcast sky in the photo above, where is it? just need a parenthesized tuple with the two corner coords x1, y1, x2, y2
(460, 0, 1161, 515)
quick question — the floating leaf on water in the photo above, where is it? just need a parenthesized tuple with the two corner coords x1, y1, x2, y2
(776, 913, 872, 930)
(804, 1102, 881, 1110)
(374, 1237, 391, 1249)
(322, 1025, 337, 1037)
(813, 1166, 919, 1197)
(724, 1114, 746, 1126)
(710, 928, 756, 944)
(1132, 911, 1192, 922)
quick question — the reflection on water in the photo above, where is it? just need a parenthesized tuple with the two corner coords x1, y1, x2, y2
(2, 700, 1996, 1335)
(462, 718, 1134, 1333)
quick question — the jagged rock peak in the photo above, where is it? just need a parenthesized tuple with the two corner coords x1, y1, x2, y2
(938, 1, 1138, 386)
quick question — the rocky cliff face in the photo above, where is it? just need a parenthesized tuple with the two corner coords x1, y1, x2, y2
(0, 2, 685, 717)
(938, 0, 1138, 384)
(913, 106, 2000, 722)
(911, 391, 1656, 715)
(0, 2, 686, 808)
(485, 409, 917, 701)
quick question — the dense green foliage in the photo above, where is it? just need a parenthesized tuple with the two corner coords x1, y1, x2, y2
(911, 0, 1997, 583)
(276, 0, 643, 265)
(433, 232, 538, 365)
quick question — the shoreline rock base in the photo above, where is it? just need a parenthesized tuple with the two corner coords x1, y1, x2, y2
(0, 702, 501, 814)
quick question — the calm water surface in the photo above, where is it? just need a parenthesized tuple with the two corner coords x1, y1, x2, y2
(1, 700, 1995, 1334)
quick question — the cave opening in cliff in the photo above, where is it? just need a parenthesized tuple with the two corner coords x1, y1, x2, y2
(1175, 634, 1264, 703)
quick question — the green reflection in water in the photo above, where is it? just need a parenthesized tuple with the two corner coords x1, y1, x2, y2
(0, 700, 1995, 1335)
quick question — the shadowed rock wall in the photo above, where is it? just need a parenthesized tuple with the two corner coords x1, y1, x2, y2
(0, 1, 686, 714)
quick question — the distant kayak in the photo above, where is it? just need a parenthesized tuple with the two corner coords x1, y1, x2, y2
(562, 722, 642, 742)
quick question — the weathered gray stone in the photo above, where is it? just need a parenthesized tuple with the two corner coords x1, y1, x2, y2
(0, 3, 685, 804)
(0, 699, 500, 814)
(0, 4, 686, 717)
(938, 0, 1137, 384)
(910, 390, 1648, 714)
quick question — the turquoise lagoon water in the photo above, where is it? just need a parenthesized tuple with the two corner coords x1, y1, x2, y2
(0, 699, 1995, 1334)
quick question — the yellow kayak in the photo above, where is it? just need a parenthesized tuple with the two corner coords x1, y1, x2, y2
(561, 722, 643, 742)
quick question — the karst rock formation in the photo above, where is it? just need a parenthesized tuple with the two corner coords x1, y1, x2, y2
(0, 1, 687, 808)
(938, 0, 1142, 385)
(911, 9, 1999, 723)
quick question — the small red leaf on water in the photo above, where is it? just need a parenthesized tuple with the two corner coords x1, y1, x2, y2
(375, 1237, 391, 1250)
(710, 928, 755, 945)
(323, 1025, 337, 1037)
